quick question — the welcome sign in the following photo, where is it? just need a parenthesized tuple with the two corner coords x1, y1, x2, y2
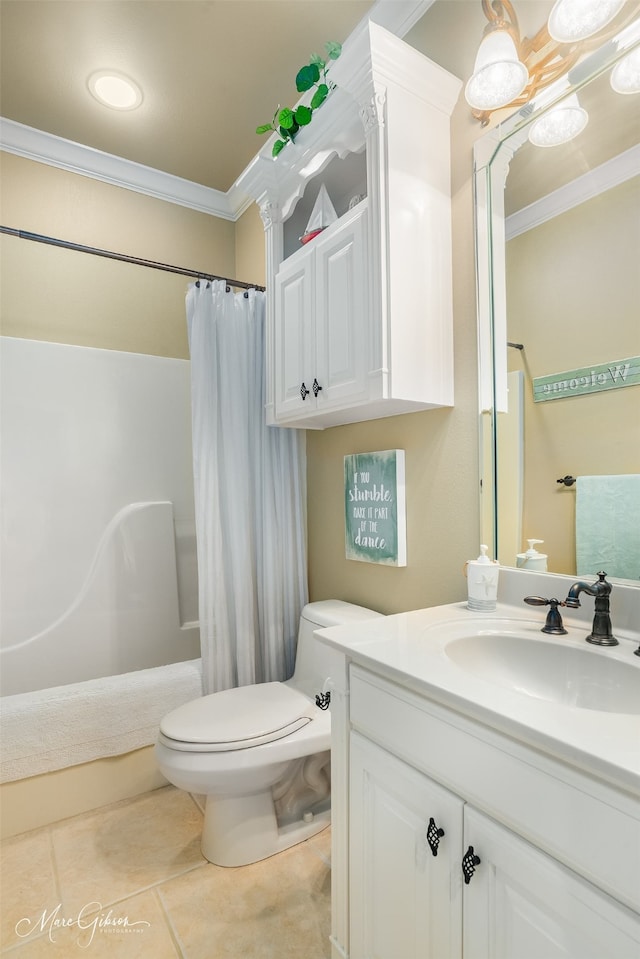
(344, 450, 406, 566)
(533, 356, 640, 403)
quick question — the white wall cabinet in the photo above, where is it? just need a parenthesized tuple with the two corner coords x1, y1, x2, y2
(274, 203, 369, 420)
(238, 21, 462, 429)
(330, 662, 640, 959)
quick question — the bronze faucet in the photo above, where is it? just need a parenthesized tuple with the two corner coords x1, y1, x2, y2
(564, 571, 618, 646)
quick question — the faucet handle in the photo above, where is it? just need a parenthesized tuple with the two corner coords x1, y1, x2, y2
(524, 596, 568, 635)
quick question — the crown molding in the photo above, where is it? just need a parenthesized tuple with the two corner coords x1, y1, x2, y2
(366, 0, 435, 37)
(506, 144, 640, 240)
(0, 1, 433, 221)
(0, 117, 239, 220)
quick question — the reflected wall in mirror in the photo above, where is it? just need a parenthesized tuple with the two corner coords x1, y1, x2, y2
(474, 20, 640, 582)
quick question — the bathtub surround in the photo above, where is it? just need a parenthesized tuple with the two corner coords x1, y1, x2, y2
(187, 281, 307, 693)
(1, 500, 197, 696)
(0, 337, 199, 691)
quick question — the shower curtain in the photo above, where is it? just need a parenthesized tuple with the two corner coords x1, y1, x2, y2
(186, 281, 308, 694)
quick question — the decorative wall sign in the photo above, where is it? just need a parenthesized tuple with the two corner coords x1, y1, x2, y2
(533, 356, 640, 403)
(344, 450, 406, 566)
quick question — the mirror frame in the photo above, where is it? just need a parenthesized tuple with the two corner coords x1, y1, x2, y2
(473, 17, 640, 566)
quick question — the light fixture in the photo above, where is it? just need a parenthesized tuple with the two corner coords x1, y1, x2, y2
(528, 93, 588, 146)
(88, 71, 143, 111)
(467, 0, 634, 125)
(548, 0, 625, 43)
(465, 6, 529, 110)
(610, 46, 640, 93)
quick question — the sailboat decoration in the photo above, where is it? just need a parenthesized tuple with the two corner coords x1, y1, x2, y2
(300, 184, 337, 245)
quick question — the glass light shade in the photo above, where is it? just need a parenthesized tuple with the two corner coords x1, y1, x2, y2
(528, 95, 588, 146)
(548, 0, 625, 43)
(610, 47, 640, 94)
(88, 71, 143, 110)
(465, 30, 529, 110)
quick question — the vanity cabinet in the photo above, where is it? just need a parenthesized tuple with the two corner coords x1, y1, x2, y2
(237, 21, 461, 429)
(463, 806, 640, 959)
(349, 732, 464, 959)
(349, 731, 638, 959)
(335, 662, 640, 959)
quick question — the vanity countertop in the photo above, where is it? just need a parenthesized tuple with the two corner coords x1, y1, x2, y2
(316, 599, 640, 796)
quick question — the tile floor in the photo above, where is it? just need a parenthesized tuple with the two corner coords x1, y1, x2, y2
(0, 786, 331, 958)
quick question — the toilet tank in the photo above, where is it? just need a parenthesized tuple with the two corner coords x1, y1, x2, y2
(289, 600, 383, 698)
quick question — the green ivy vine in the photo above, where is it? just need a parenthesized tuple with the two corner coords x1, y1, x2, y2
(256, 41, 342, 158)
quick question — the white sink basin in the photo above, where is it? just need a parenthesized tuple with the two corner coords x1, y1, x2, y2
(444, 630, 640, 714)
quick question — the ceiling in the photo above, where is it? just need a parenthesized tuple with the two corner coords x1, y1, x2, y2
(0, 0, 377, 193)
(1, 1, 636, 210)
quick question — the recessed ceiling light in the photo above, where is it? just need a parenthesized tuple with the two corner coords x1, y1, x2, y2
(88, 70, 143, 110)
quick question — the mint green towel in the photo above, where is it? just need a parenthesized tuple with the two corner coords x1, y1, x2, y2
(576, 474, 640, 580)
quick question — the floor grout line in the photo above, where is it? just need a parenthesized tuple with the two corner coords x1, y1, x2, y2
(152, 886, 185, 959)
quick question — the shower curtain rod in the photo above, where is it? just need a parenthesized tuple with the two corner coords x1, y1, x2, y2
(0, 225, 266, 292)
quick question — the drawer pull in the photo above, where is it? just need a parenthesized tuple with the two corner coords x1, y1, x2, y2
(462, 845, 481, 884)
(426, 817, 445, 857)
(300, 382, 310, 401)
(312, 378, 323, 397)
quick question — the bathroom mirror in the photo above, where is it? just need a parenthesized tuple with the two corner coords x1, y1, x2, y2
(474, 20, 640, 580)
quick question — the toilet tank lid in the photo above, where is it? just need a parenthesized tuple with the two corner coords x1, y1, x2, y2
(301, 600, 384, 628)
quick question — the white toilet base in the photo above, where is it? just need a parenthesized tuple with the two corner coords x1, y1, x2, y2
(201, 789, 330, 867)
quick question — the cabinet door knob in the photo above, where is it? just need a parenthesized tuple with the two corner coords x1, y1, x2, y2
(426, 817, 445, 857)
(300, 382, 310, 401)
(461, 845, 481, 884)
(312, 378, 323, 397)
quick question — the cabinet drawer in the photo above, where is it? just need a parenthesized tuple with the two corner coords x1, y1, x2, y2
(349, 664, 640, 913)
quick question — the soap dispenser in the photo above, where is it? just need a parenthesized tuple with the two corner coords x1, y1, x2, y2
(466, 545, 499, 611)
(516, 539, 548, 572)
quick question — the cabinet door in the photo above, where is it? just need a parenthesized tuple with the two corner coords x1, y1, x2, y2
(274, 253, 314, 420)
(314, 205, 369, 411)
(463, 806, 640, 959)
(349, 732, 463, 959)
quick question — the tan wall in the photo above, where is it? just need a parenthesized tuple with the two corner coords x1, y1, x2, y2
(235, 201, 266, 289)
(506, 177, 640, 573)
(0, 152, 236, 358)
(305, 94, 483, 614)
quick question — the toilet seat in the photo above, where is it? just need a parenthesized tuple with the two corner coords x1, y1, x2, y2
(159, 682, 318, 752)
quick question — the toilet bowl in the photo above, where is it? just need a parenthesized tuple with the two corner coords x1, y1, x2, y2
(155, 600, 382, 866)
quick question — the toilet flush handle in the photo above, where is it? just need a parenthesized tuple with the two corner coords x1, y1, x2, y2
(315, 691, 331, 710)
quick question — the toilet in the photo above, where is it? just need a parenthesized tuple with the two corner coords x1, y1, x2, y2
(155, 600, 382, 866)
